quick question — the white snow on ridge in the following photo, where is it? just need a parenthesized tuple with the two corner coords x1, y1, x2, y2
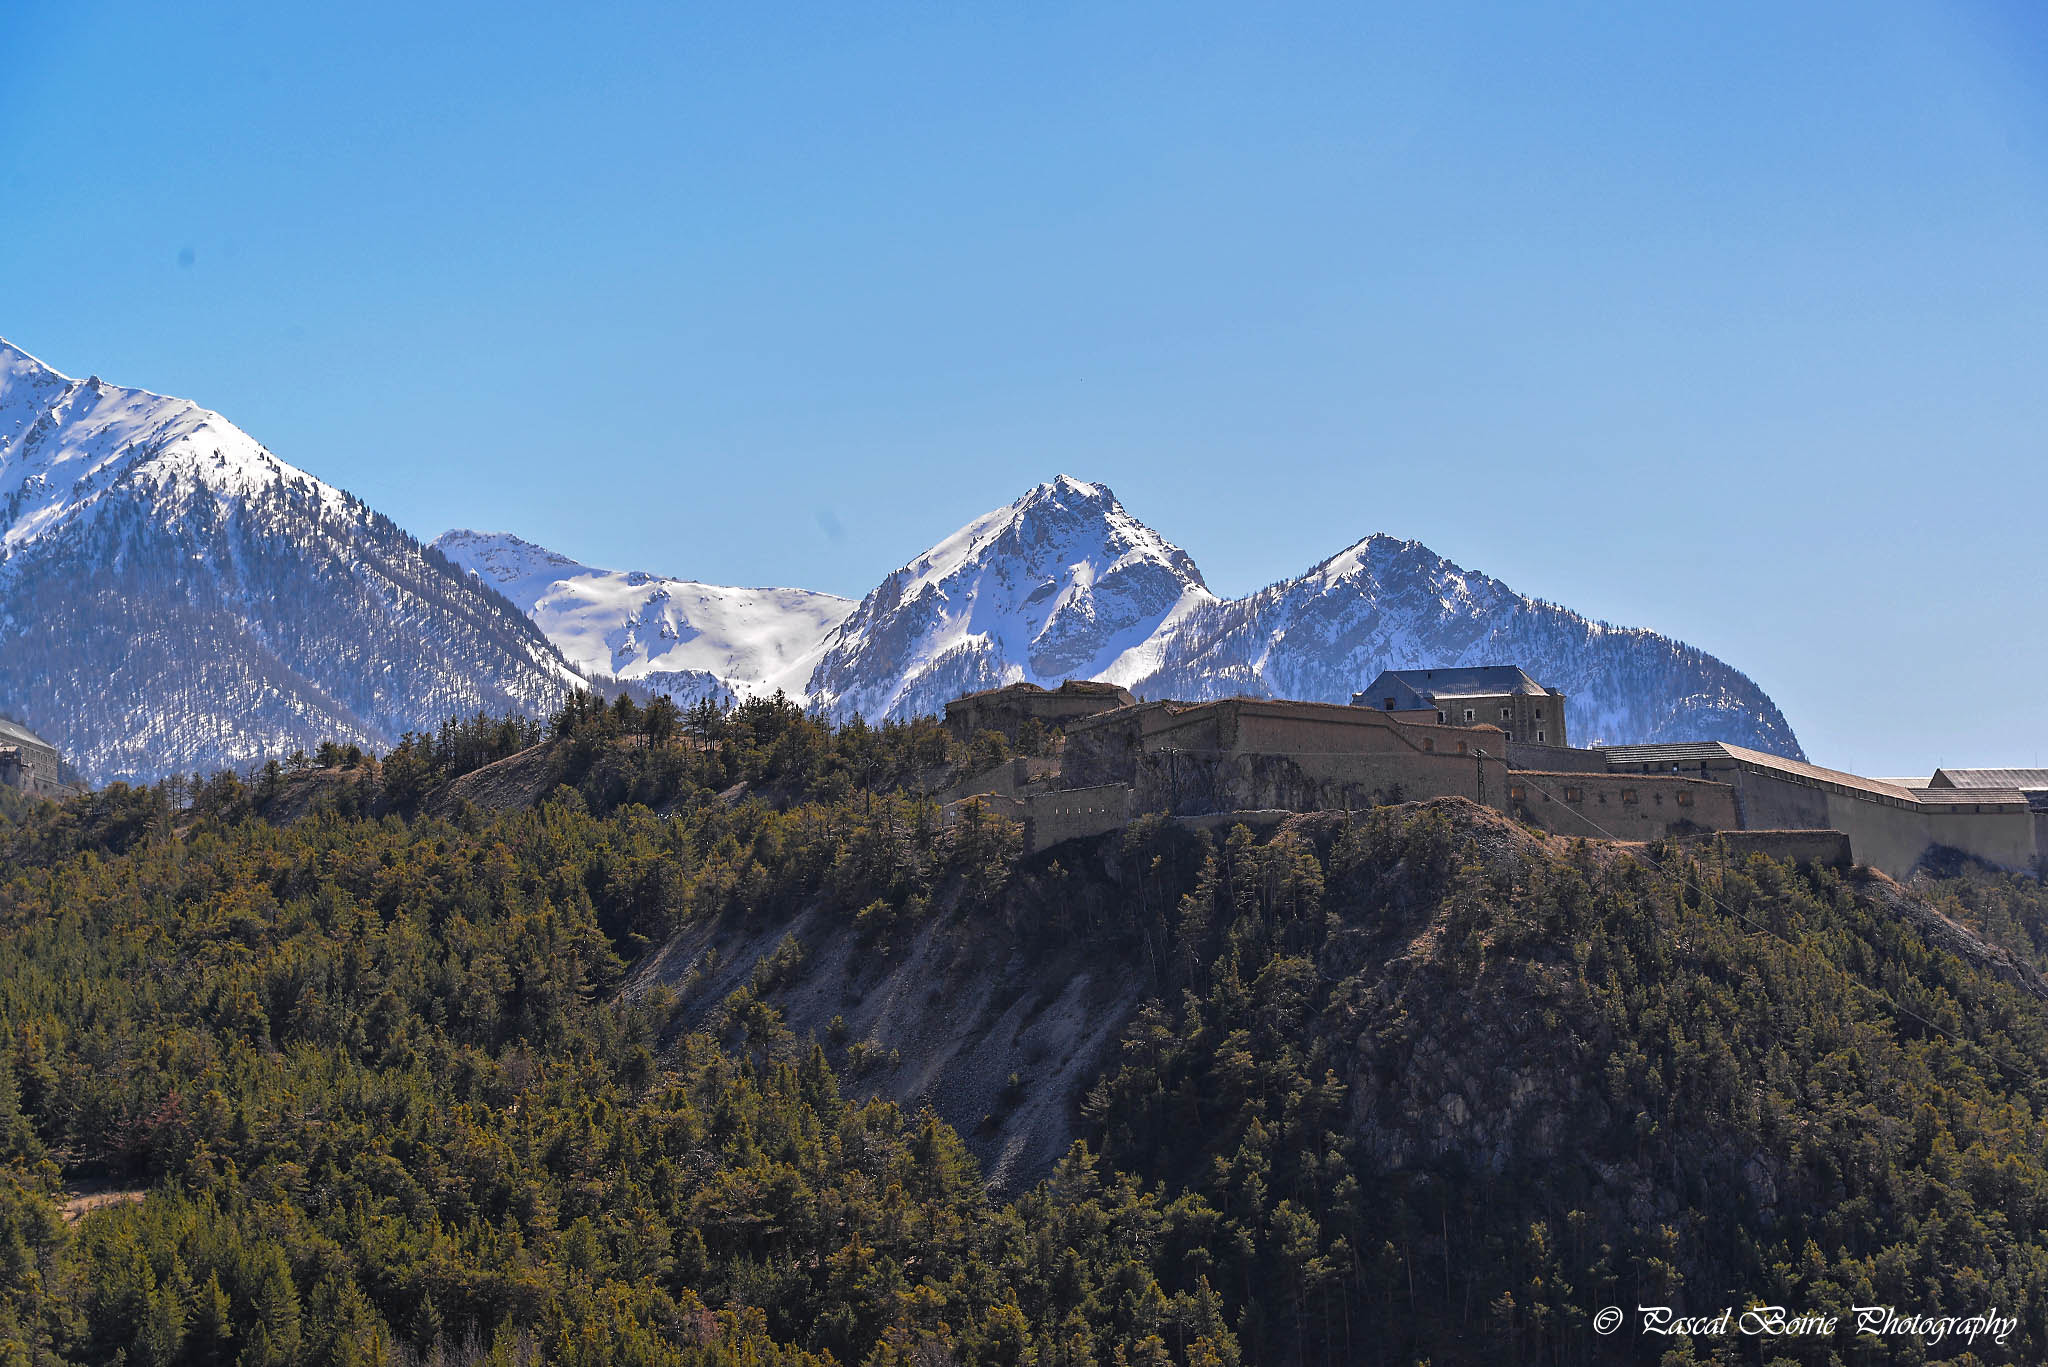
(805, 474, 1217, 720)
(433, 529, 855, 700)
(0, 338, 350, 555)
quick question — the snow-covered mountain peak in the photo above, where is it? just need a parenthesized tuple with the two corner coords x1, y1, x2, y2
(805, 476, 1216, 721)
(431, 529, 855, 703)
(0, 338, 578, 782)
(902, 475, 1207, 598)
(433, 528, 590, 600)
(0, 336, 350, 555)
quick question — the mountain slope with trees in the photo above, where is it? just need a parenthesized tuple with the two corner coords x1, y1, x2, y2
(0, 696, 2040, 1363)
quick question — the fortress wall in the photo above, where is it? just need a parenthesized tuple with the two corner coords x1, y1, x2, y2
(1092, 698, 1510, 817)
(0, 745, 68, 799)
(1234, 706, 1422, 756)
(1715, 830, 1854, 869)
(1024, 784, 1132, 852)
(1819, 790, 2038, 879)
(945, 685, 1134, 743)
(1062, 703, 1225, 788)
(1129, 748, 1508, 817)
(1510, 772, 1738, 840)
(934, 756, 1060, 804)
(1507, 740, 1608, 774)
(1726, 767, 1832, 831)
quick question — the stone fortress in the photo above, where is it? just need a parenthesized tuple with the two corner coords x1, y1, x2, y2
(940, 671, 2048, 880)
(0, 717, 71, 799)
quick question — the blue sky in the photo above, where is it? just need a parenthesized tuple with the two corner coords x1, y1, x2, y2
(4, 1, 2044, 776)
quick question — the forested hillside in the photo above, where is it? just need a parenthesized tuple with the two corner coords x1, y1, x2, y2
(0, 697, 2043, 1364)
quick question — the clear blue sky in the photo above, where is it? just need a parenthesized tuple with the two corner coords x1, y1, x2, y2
(4, 1, 2045, 776)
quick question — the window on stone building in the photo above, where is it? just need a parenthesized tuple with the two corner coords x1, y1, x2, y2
(1422, 738, 1434, 752)
(1501, 707, 1512, 720)
(1436, 709, 1445, 723)
(1535, 706, 1544, 720)
(1384, 697, 1395, 710)
(1621, 789, 1638, 804)
(1675, 790, 1693, 807)
(1463, 709, 1474, 722)
(1509, 785, 1525, 802)
(1536, 730, 1546, 743)
(1455, 740, 1467, 755)
(1564, 786, 1583, 802)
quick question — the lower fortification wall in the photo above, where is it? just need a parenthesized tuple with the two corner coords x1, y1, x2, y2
(1130, 747, 1508, 818)
(1024, 784, 1132, 852)
(1820, 790, 2037, 879)
(1714, 830, 1853, 868)
(1510, 771, 1738, 840)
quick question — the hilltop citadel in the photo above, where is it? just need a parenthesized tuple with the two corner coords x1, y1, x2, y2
(941, 669, 2048, 880)
(8, 670, 2044, 881)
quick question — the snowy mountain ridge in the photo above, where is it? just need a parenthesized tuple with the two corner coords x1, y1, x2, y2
(793, 482, 1801, 756)
(454, 475, 1803, 758)
(1138, 532, 1803, 754)
(803, 475, 1217, 721)
(0, 338, 579, 782)
(1, 340, 351, 557)
(432, 529, 853, 704)
(0, 332, 1802, 777)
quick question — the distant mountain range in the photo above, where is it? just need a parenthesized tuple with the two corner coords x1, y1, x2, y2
(446, 476, 1803, 758)
(0, 338, 1802, 781)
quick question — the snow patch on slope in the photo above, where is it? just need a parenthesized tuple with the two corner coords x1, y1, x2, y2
(433, 529, 854, 701)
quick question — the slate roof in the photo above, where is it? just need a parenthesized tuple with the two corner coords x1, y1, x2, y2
(1927, 768, 2048, 791)
(1354, 665, 1555, 710)
(1598, 740, 2038, 810)
(1591, 742, 1730, 767)
(0, 717, 56, 753)
(1908, 787, 2032, 810)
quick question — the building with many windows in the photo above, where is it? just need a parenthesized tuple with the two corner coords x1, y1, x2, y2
(1352, 665, 1567, 748)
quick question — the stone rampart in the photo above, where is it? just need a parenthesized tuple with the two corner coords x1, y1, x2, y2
(1509, 771, 1738, 841)
(1064, 698, 1512, 818)
(1024, 784, 1132, 852)
(1713, 829, 1853, 869)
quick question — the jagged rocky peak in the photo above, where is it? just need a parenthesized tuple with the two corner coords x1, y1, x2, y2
(804, 475, 1218, 722)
